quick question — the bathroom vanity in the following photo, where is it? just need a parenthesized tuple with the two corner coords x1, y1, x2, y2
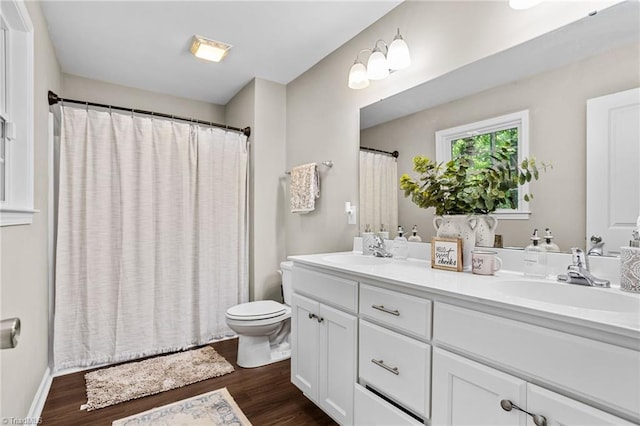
(288, 251, 640, 426)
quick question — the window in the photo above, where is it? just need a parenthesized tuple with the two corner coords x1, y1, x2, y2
(0, 0, 35, 226)
(435, 110, 530, 219)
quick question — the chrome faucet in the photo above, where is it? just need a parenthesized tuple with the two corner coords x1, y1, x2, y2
(369, 235, 393, 258)
(587, 235, 604, 256)
(557, 248, 610, 287)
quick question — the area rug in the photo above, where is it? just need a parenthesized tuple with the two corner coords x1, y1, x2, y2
(112, 387, 252, 426)
(83, 346, 234, 411)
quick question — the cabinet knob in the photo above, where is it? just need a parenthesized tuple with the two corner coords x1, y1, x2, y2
(500, 399, 547, 426)
(308, 313, 317, 320)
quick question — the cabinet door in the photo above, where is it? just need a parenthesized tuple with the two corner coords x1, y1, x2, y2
(432, 348, 527, 426)
(526, 384, 636, 426)
(319, 303, 357, 425)
(291, 293, 320, 401)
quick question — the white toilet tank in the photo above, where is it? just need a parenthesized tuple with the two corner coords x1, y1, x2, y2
(280, 261, 293, 306)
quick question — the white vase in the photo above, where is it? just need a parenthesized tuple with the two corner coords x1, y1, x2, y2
(475, 215, 498, 247)
(433, 215, 477, 270)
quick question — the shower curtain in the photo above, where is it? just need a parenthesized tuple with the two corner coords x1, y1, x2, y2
(359, 150, 398, 237)
(53, 106, 248, 370)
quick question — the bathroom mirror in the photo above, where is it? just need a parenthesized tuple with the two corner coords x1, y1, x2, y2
(359, 2, 639, 254)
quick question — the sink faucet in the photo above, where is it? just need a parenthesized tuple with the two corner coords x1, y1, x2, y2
(557, 248, 610, 287)
(587, 235, 604, 256)
(369, 235, 393, 258)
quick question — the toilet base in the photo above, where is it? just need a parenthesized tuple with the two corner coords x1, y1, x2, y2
(237, 335, 291, 368)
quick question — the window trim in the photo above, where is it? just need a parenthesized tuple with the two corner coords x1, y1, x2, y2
(0, 0, 36, 226)
(435, 110, 531, 219)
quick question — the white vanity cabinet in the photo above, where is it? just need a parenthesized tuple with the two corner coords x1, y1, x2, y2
(289, 255, 640, 426)
(432, 302, 638, 426)
(290, 266, 358, 425)
(432, 348, 635, 426)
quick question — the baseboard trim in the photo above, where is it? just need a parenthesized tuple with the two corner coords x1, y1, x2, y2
(27, 367, 52, 419)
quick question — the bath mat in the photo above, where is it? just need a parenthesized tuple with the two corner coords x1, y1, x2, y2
(83, 346, 234, 411)
(112, 387, 252, 426)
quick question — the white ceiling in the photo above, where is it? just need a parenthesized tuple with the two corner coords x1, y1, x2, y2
(40, 1, 402, 105)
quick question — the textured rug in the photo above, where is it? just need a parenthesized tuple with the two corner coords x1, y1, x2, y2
(83, 346, 234, 411)
(112, 387, 252, 426)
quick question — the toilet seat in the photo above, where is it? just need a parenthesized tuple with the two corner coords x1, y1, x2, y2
(226, 300, 287, 321)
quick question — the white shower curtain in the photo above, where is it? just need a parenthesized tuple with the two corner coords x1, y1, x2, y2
(359, 150, 398, 237)
(53, 106, 248, 370)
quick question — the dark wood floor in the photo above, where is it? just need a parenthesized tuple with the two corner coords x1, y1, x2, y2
(41, 338, 337, 425)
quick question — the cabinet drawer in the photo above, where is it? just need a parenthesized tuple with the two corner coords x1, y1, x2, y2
(292, 266, 358, 313)
(434, 302, 640, 420)
(354, 383, 422, 426)
(359, 320, 431, 417)
(360, 283, 432, 340)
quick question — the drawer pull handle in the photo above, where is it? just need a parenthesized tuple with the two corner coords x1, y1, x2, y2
(371, 359, 399, 375)
(500, 399, 547, 426)
(371, 304, 400, 316)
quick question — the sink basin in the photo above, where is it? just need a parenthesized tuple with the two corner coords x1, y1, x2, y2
(490, 280, 640, 313)
(323, 254, 392, 266)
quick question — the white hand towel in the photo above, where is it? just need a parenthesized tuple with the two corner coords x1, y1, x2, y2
(290, 163, 320, 213)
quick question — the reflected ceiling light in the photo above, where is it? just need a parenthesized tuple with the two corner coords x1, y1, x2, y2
(348, 28, 411, 90)
(509, 0, 543, 10)
(190, 35, 232, 63)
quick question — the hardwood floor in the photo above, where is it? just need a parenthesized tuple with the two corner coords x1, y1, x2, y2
(41, 338, 336, 425)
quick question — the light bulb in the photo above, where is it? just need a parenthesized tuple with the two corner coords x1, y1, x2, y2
(367, 48, 389, 80)
(387, 33, 411, 70)
(348, 61, 369, 89)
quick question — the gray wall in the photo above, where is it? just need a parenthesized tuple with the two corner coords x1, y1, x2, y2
(226, 78, 287, 302)
(0, 1, 61, 418)
(62, 74, 226, 123)
(285, 0, 615, 255)
(361, 43, 640, 250)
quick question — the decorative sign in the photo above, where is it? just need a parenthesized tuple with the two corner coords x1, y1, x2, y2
(431, 237, 463, 272)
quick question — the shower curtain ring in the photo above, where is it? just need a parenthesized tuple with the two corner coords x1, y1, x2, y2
(85, 101, 88, 112)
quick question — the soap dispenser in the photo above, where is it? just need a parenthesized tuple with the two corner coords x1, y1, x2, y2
(541, 228, 560, 253)
(392, 226, 409, 260)
(408, 225, 422, 242)
(524, 228, 547, 278)
(378, 224, 389, 241)
(362, 224, 374, 256)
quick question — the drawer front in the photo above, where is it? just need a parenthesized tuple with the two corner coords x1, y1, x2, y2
(354, 383, 422, 426)
(359, 320, 431, 417)
(292, 265, 358, 313)
(360, 283, 432, 340)
(434, 302, 640, 421)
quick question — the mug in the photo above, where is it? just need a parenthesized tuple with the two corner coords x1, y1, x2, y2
(471, 250, 502, 275)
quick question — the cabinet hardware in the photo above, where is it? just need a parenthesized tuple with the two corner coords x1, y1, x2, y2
(500, 399, 547, 426)
(317, 317, 324, 323)
(308, 313, 317, 320)
(371, 358, 399, 375)
(371, 304, 400, 316)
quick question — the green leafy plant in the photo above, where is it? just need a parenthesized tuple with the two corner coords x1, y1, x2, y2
(399, 143, 550, 216)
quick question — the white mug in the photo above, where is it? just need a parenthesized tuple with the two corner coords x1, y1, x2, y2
(471, 250, 502, 275)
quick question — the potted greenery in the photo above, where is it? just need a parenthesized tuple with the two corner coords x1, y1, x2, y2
(400, 143, 549, 268)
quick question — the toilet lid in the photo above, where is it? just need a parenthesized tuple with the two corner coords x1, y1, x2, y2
(226, 300, 286, 321)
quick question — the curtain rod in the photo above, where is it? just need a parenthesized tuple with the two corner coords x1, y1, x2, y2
(360, 146, 399, 158)
(48, 91, 251, 138)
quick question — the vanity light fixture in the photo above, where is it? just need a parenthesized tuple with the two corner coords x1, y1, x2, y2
(348, 28, 411, 90)
(190, 35, 232, 63)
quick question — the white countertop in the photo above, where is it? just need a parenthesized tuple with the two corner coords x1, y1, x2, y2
(288, 251, 640, 345)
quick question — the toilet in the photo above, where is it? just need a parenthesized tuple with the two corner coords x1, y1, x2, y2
(225, 261, 293, 368)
